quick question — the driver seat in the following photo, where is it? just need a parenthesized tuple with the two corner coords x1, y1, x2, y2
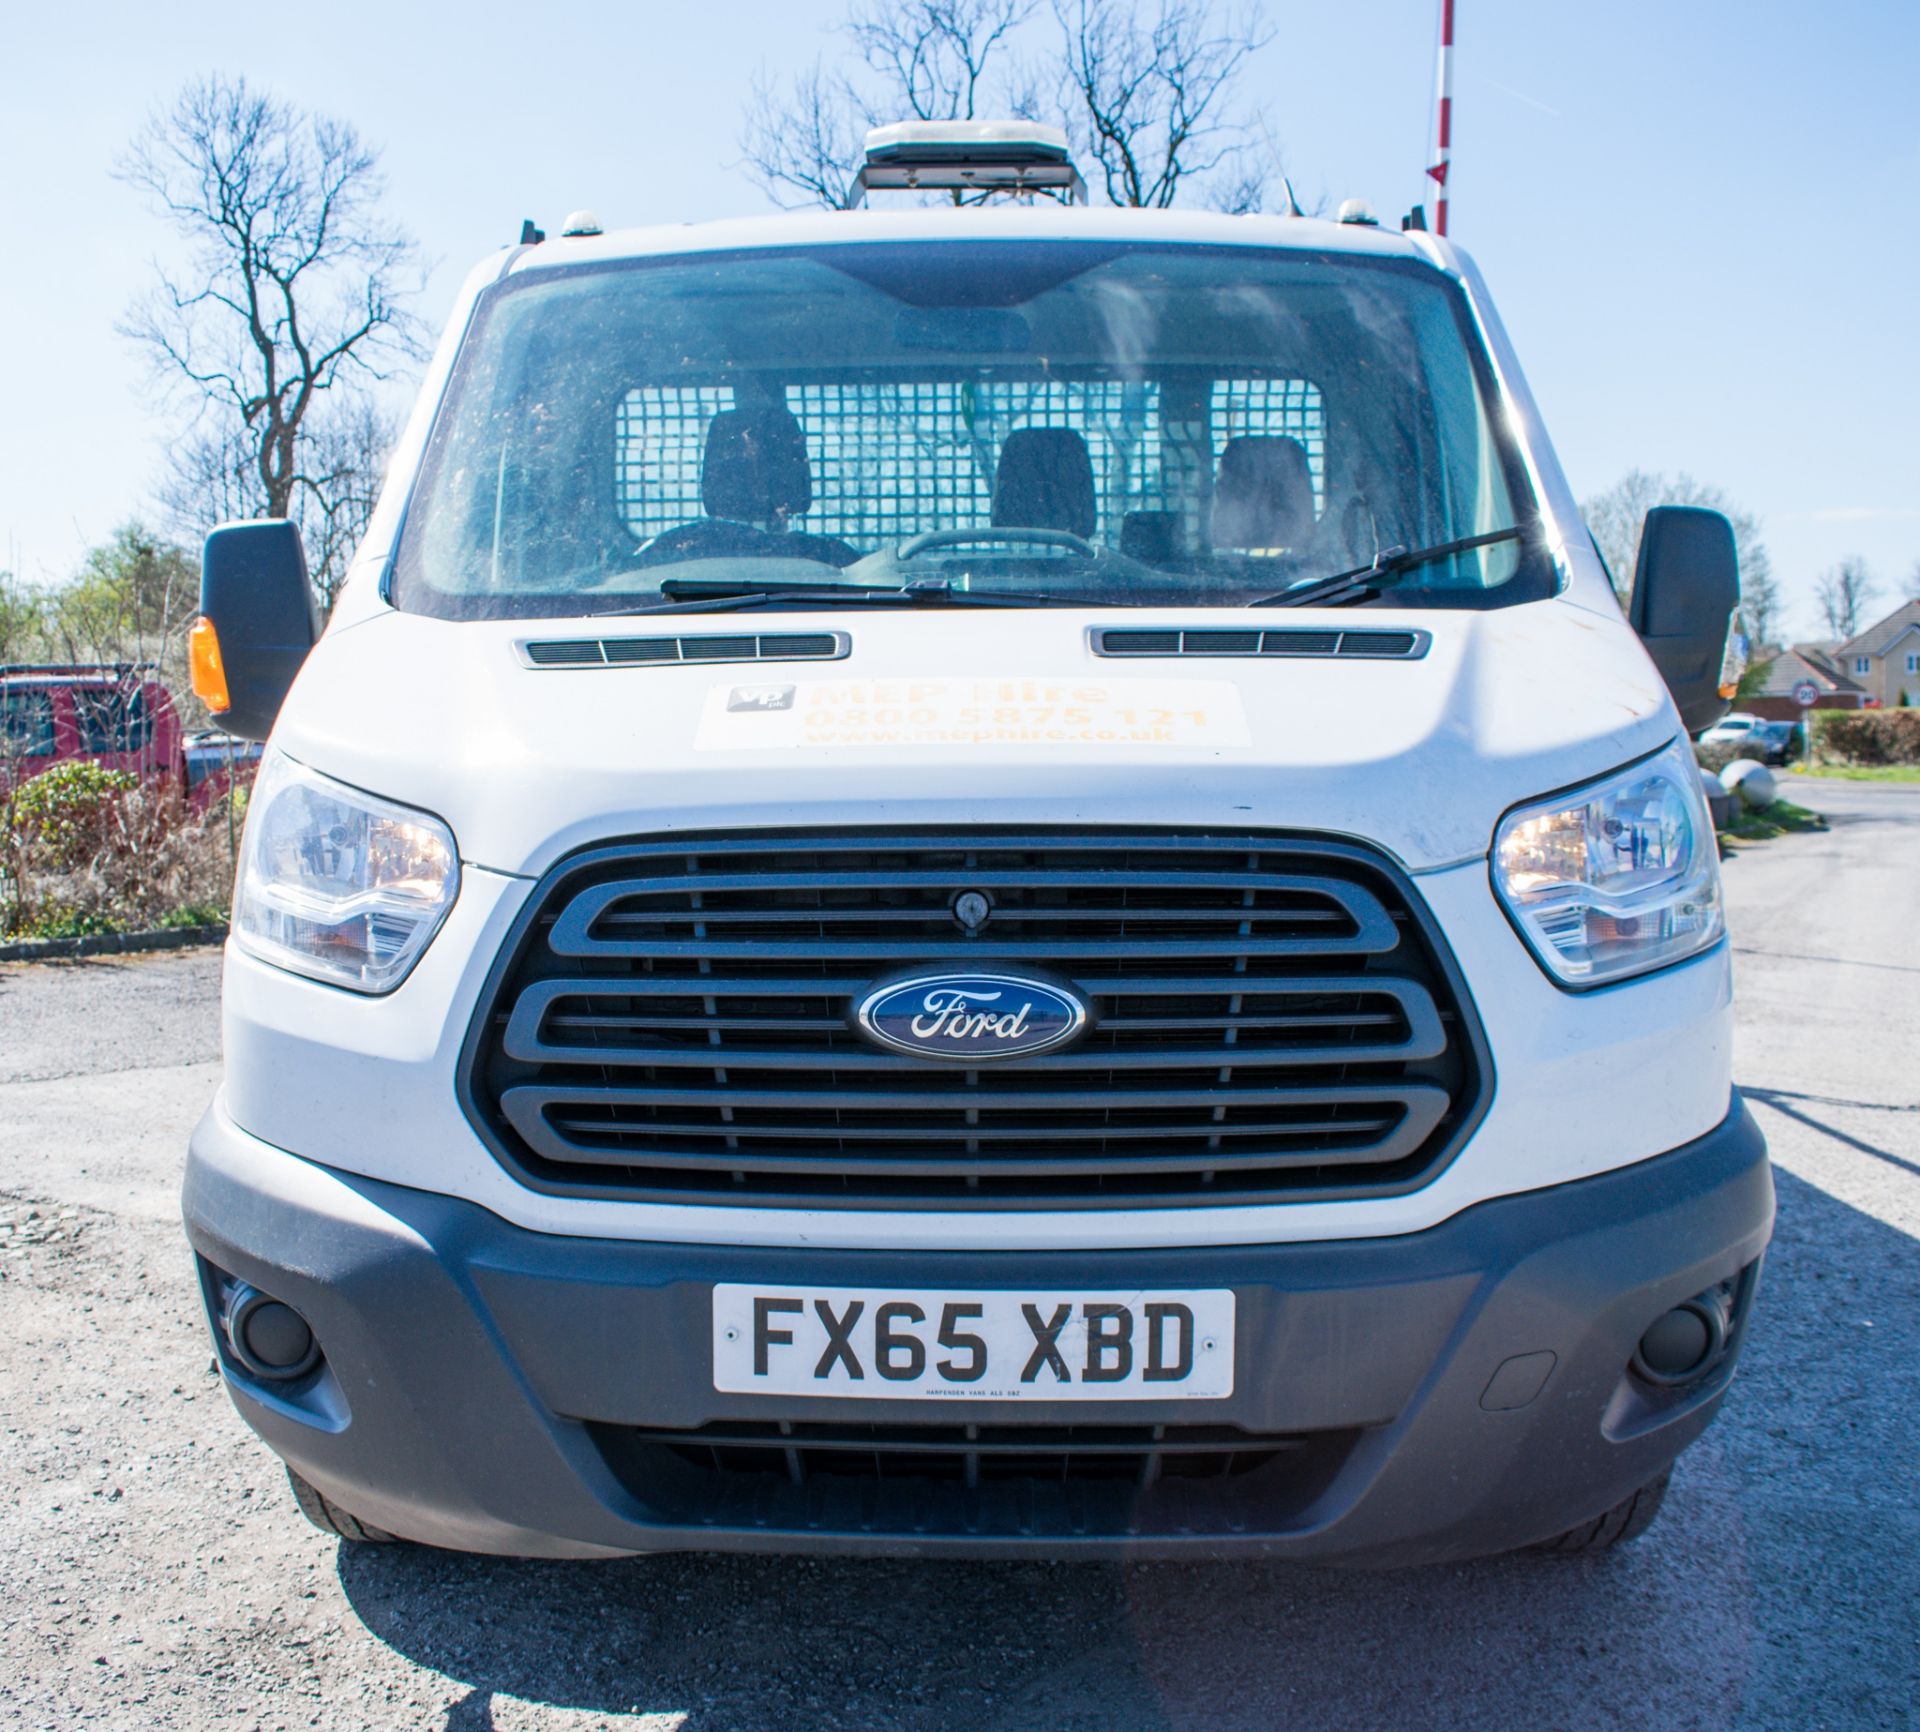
(636, 404, 858, 567)
(702, 405, 813, 526)
(992, 428, 1097, 539)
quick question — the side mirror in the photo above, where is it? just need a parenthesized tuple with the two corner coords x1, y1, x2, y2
(191, 521, 318, 742)
(1628, 506, 1741, 735)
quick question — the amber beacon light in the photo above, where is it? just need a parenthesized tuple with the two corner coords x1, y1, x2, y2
(189, 615, 232, 713)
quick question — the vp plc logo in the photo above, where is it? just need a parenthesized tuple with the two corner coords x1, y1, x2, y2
(726, 684, 797, 713)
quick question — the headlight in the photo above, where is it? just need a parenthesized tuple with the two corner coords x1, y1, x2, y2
(1492, 738, 1723, 987)
(234, 752, 459, 993)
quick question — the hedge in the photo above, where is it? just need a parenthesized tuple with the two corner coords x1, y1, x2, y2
(1815, 710, 1920, 767)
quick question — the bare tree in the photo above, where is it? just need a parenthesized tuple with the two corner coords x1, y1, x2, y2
(1054, 0, 1271, 210)
(155, 395, 397, 611)
(739, 0, 1273, 212)
(1582, 469, 1780, 647)
(853, 0, 1037, 122)
(118, 76, 423, 605)
(1905, 558, 1920, 602)
(742, 1, 1037, 208)
(1815, 556, 1877, 642)
(741, 61, 868, 210)
(284, 398, 398, 601)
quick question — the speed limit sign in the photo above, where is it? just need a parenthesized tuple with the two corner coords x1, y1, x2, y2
(1792, 679, 1820, 709)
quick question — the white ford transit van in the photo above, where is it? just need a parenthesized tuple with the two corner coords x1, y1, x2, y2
(183, 123, 1770, 1565)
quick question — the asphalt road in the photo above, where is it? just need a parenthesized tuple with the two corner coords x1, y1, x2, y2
(1, 776, 1915, 1731)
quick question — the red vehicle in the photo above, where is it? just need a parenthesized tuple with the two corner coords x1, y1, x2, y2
(0, 662, 258, 805)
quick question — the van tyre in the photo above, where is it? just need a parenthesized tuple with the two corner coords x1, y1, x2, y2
(287, 1467, 399, 1544)
(1534, 1466, 1671, 1555)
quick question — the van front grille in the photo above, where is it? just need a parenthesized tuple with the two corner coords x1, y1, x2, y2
(462, 830, 1486, 1208)
(588, 1419, 1361, 1539)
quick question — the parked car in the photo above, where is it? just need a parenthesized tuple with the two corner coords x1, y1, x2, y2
(184, 729, 266, 796)
(0, 663, 259, 808)
(182, 119, 1770, 1570)
(1697, 712, 1763, 747)
(0, 662, 181, 794)
(1752, 721, 1801, 766)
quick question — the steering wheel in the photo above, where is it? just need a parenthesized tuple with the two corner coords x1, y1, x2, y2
(897, 526, 1099, 561)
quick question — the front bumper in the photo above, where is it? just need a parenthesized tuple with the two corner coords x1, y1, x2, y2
(183, 1097, 1771, 1565)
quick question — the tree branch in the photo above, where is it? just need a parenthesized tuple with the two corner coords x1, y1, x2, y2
(1052, 0, 1270, 209)
(117, 74, 422, 602)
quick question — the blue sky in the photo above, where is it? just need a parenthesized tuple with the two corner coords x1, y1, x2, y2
(4, 0, 1916, 638)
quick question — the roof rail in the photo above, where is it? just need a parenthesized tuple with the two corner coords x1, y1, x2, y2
(848, 120, 1088, 209)
(0, 660, 157, 681)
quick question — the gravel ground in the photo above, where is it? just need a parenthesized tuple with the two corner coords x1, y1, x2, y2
(1, 778, 1915, 1730)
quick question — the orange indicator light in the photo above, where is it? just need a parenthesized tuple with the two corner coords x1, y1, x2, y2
(189, 616, 231, 712)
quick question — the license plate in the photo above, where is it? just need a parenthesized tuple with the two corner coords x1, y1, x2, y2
(712, 1285, 1235, 1401)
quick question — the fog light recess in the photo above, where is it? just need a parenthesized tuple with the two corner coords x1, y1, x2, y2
(1632, 1289, 1730, 1386)
(225, 1283, 322, 1380)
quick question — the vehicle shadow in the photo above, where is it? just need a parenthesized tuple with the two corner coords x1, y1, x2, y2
(336, 1168, 1919, 1732)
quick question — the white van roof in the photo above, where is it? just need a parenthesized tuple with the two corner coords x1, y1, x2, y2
(502, 204, 1440, 280)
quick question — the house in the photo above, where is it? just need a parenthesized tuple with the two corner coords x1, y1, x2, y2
(1740, 644, 1871, 721)
(1832, 598, 1920, 708)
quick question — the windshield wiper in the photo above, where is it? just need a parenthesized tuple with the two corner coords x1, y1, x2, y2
(603, 579, 1120, 616)
(1250, 527, 1527, 609)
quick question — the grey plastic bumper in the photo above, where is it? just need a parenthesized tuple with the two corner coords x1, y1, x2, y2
(182, 1098, 1772, 1564)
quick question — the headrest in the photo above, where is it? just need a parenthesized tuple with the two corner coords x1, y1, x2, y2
(1119, 510, 1182, 565)
(1211, 435, 1315, 551)
(992, 427, 1096, 539)
(702, 405, 813, 523)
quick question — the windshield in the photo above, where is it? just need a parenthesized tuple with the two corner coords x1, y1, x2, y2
(392, 242, 1551, 619)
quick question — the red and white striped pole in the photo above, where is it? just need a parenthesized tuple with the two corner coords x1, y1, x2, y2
(1427, 0, 1454, 235)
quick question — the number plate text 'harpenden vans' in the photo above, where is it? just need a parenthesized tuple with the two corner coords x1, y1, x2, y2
(182, 121, 1769, 1565)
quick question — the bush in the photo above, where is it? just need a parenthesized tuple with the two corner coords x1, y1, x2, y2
(19, 907, 120, 941)
(11, 762, 138, 871)
(3, 767, 236, 939)
(1694, 739, 1766, 775)
(1816, 711, 1920, 767)
(157, 901, 230, 930)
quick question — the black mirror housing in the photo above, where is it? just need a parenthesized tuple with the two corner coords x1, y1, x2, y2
(1628, 506, 1740, 735)
(199, 521, 318, 741)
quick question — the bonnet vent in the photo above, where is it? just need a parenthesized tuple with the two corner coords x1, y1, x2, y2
(1092, 627, 1429, 661)
(519, 631, 850, 669)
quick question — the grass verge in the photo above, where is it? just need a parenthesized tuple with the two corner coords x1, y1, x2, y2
(1795, 764, 1920, 783)
(1719, 799, 1829, 845)
(3, 903, 230, 943)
